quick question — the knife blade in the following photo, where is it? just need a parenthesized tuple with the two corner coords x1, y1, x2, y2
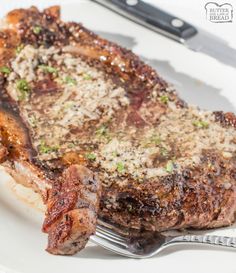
(92, 0, 236, 69)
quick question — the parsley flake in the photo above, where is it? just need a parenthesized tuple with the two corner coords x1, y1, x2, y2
(112, 151, 118, 157)
(165, 161, 174, 173)
(192, 120, 209, 129)
(33, 26, 42, 34)
(67, 143, 76, 149)
(150, 134, 162, 145)
(38, 65, 57, 74)
(117, 162, 125, 173)
(16, 44, 24, 55)
(39, 140, 59, 154)
(160, 95, 169, 104)
(16, 79, 30, 100)
(64, 76, 77, 85)
(160, 147, 168, 157)
(127, 204, 133, 212)
(0, 66, 11, 75)
(96, 125, 108, 137)
(86, 153, 96, 160)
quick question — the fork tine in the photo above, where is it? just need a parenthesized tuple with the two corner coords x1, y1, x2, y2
(96, 224, 126, 241)
(90, 235, 140, 258)
(95, 229, 128, 248)
(97, 219, 129, 235)
(96, 226, 126, 243)
(91, 220, 148, 258)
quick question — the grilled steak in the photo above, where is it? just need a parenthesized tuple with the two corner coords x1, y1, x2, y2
(0, 6, 235, 255)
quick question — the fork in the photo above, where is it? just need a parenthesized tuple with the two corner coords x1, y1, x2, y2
(90, 220, 236, 258)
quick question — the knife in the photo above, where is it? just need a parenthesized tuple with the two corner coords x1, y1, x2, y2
(92, 0, 236, 69)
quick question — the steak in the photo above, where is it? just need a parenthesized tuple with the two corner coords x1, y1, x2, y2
(0, 6, 235, 255)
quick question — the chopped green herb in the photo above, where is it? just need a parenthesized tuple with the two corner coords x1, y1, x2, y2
(0, 66, 11, 75)
(39, 140, 59, 154)
(83, 73, 92, 80)
(150, 134, 162, 145)
(117, 162, 125, 173)
(127, 204, 133, 212)
(67, 143, 76, 148)
(192, 120, 209, 129)
(16, 44, 24, 54)
(165, 161, 174, 173)
(64, 76, 77, 86)
(33, 25, 42, 34)
(112, 151, 118, 157)
(160, 147, 168, 157)
(86, 153, 96, 160)
(16, 79, 30, 100)
(95, 124, 112, 143)
(38, 65, 58, 74)
(96, 125, 108, 137)
(160, 95, 169, 104)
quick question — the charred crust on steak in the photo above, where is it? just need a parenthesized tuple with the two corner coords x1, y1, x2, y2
(44, 165, 101, 255)
(214, 111, 236, 128)
(0, 106, 34, 160)
(100, 150, 236, 231)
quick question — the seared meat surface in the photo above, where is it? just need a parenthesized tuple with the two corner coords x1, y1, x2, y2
(0, 6, 102, 255)
(0, 106, 101, 255)
(0, 6, 235, 254)
(45, 165, 100, 255)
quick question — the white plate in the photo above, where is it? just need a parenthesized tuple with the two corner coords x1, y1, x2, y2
(0, 1, 236, 273)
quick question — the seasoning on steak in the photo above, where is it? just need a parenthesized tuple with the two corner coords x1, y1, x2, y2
(0, 6, 235, 255)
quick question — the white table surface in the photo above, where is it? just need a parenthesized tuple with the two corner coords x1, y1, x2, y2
(0, 1, 236, 273)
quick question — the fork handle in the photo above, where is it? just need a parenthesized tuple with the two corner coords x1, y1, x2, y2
(167, 234, 236, 249)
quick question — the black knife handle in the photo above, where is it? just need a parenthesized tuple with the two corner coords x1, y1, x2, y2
(107, 0, 197, 41)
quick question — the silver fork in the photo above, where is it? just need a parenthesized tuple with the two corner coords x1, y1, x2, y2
(90, 220, 236, 258)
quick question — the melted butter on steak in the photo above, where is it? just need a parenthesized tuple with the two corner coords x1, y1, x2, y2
(97, 106, 235, 186)
(6, 45, 129, 159)
(5, 45, 236, 186)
